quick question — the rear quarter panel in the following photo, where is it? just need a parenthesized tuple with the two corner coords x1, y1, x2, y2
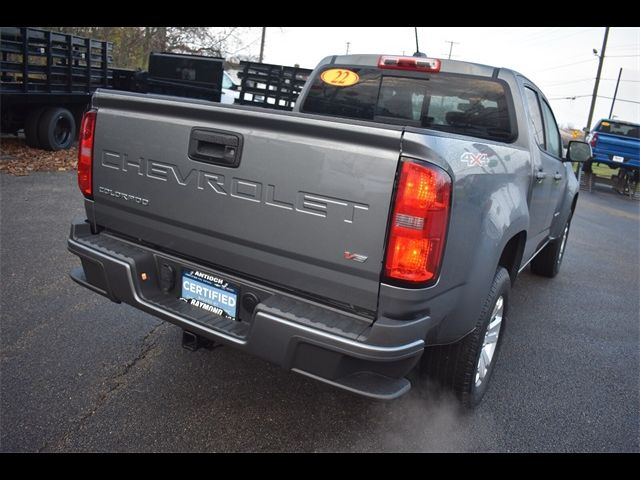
(376, 131, 531, 344)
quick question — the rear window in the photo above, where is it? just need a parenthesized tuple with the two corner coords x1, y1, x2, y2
(301, 67, 515, 143)
(596, 121, 640, 139)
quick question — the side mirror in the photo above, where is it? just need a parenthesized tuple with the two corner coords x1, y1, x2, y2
(565, 140, 592, 163)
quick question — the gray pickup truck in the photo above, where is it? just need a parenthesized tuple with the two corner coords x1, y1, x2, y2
(68, 54, 591, 407)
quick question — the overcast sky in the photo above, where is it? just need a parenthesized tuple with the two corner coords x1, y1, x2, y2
(241, 27, 639, 129)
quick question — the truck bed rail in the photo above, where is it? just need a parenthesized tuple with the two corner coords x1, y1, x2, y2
(0, 27, 112, 95)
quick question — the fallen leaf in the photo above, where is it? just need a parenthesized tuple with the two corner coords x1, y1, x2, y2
(0, 137, 79, 176)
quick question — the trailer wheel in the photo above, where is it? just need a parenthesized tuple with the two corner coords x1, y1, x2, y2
(24, 107, 46, 148)
(37, 107, 76, 151)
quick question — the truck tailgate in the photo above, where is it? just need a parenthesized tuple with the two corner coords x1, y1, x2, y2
(90, 90, 403, 313)
(595, 132, 640, 162)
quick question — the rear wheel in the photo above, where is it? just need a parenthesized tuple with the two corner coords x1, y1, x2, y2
(37, 107, 76, 151)
(420, 267, 510, 408)
(531, 216, 571, 278)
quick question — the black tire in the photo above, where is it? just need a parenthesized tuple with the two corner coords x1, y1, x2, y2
(530, 216, 572, 278)
(37, 107, 76, 151)
(420, 267, 510, 408)
(24, 107, 46, 149)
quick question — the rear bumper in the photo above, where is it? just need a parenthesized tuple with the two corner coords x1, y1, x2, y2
(592, 150, 640, 168)
(67, 218, 426, 399)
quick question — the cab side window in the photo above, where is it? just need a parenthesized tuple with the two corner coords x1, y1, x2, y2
(524, 87, 545, 150)
(540, 100, 562, 158)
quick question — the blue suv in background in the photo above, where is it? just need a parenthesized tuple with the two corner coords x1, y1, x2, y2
(587, 119, 640, 168)
(585, 119, 640, 196)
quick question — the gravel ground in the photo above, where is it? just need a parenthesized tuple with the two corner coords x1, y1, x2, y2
(1, 171, 638, 452)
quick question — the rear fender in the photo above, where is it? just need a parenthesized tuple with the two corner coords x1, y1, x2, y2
(431, 184, 529, 344)
(377, 131, 532, 345)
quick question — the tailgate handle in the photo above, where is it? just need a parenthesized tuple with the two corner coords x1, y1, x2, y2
(188, 128, 243, 167)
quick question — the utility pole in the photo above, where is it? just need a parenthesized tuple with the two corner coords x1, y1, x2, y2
(608, 67, 623, 119)
(258, 27, 266, 63)
(346, 42, 350, 55)
(579, 27, 609, 185)
(445, 40, 460, 59)
(585, 26, 610, 133)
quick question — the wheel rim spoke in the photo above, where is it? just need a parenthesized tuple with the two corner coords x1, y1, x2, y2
(475, 294, 504, 388)
(558, 224, 569, 265)
(477, 354, 487, 381)
(481, 349, 490, 371)
(485, 330, 499, 345)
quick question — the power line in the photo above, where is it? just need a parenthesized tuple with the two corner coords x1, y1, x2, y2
(544, 77, 640, 86)
(607, 46, 640, 52)
(517, 27, 563, 47)
(537, 58, 597, 72)
(548, 94, 640, 105)
(607, 42, 640, 49)
(601, 78, 640, 82)
(522, 27, 599, 48)
(543, 78, 594, 86)
(605, 54, 640, 58)
(548, 94, 592, 100)
(598, 96, 640, 104)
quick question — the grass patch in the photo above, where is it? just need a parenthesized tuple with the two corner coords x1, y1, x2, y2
(590, 162, 620, 180)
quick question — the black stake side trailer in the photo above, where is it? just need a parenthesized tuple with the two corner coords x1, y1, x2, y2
(235, 61, 312, 111)
(1, 27, 224, 151)
(1, 27, 314, 151)
(1, 27, 114, 150)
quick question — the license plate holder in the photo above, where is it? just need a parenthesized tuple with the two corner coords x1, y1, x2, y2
(180, 270, 239, 320)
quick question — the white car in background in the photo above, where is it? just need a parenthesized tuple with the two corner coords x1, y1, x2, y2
(221, 71, 240, 105)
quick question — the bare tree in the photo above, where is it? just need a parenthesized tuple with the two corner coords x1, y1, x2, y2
(40, 27, 259, 69)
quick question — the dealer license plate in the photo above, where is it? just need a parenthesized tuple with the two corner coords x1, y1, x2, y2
(612, 155, 624, 163)
(180, 270, 238, 320)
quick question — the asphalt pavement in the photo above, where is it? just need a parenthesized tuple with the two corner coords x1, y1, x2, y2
(1, 171, 638, 452)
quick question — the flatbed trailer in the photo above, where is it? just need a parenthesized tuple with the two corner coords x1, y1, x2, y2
(1, 28, 224, 150)
(1, 27, 113, 150)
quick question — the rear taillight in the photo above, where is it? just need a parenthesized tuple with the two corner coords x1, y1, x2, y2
(590, 132, 598, 147)
(378, 55, 441, 73)
(77, 110, 96, 198)
(384, 160, 451, 284)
